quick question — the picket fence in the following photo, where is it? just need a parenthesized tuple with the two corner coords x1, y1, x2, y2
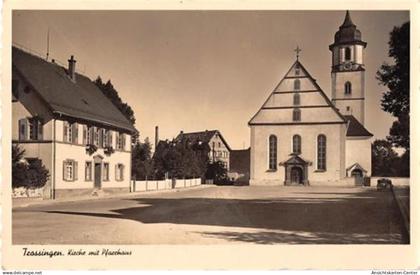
(132, 178, 202, 192)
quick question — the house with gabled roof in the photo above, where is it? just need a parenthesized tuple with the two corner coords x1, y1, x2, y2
(248, 11, 373, 186)
(12, 46, 137, 198)
(175, 130, 231, 170)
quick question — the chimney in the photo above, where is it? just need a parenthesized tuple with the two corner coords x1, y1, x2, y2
(155, 126, 159, 150)
(68, 55, 76, 81)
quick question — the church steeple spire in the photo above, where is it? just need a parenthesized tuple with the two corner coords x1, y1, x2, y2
(341, 10, 355, 27)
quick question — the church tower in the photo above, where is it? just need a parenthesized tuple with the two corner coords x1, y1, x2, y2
(330, 11, 367, 125)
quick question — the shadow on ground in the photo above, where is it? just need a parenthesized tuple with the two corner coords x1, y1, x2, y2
(42, 188, 407, 244)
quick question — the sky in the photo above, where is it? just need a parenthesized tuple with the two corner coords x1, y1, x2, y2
(12, 10, 409, 149)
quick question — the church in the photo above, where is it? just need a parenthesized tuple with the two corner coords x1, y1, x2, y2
(248, 11, 373, 186)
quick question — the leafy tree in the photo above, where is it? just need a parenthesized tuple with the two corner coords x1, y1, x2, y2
(205, 160, 229, 184)
(376, 21, 410, 150)
(371, 139, 399, 176)
(132, 137, 153, 180)
(12, 145, 49, 189)
(94, 77, 137, 142)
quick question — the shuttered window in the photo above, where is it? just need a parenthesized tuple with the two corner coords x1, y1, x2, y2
(63, 159, 78, 181)
(102, 163, 110, 181)
(19, 117, 43, 141)
(115, 164, 124, 181)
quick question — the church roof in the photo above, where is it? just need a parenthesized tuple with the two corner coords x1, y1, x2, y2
(248, 60, 346, 126)
(344, 115, 373, 137)
(12, 46, 137, 133)
(329, 11, 367, 49)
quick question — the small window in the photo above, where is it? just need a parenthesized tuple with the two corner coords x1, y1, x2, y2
(218, 142, 221, 148)
(294, 79, 301, 90)
(293, 93, 300, 106)
(115, 164, 124, 181)
(63, 159, 77, 181)
(116, 133, 126, 150)
(85, 161, 92, 181)
(292, 135, 301, 154)
(345, 81, 352, 95)
(295, 65, 300, 76)
(268, 135, 277, 170)
(102, 163, 109, 181)
(292, 108, 301, 122)
(28, 117, 43, 140)
(346, 106, 350, 112)
(345, 47, 351, 61)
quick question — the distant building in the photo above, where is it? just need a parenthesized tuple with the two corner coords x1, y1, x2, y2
(12, 46, 137, 198)
(175, 130, 231, 170)
(248, 11, 373, 186)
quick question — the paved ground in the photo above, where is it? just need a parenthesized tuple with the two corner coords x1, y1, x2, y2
(12, 185, 408, 244)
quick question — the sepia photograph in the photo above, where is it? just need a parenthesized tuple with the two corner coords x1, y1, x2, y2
(9, 9, 410, 247)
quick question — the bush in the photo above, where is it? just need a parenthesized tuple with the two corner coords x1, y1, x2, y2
(12, 145, 49, 189)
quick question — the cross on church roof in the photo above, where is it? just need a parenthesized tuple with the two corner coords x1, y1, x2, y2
(294, 46, 302, 60)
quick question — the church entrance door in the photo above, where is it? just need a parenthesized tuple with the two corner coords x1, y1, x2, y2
(290, 167, 303, 184)
(351, 169, 364, 186)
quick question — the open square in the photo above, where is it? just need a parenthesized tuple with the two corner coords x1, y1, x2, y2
(13, 185, 407, 244)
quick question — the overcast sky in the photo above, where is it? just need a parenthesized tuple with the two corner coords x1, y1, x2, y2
(12, 10, 409, 149)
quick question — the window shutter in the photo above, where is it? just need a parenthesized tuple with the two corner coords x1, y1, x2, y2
(72, 123, 78, 144)
(115, 164, 118, 180)
(82, 125, 87, 145)
(19, 118, 28, 140)
(121, 165, 124, 180)
(109, 131, 113, 148)
(37, 120, 43, 140)
(98, 129, 103, 148)
(63, 122, 68, 142)
(63, 160, 66, 180)
(74, 161, 78, 181)
(122, 134, 126, 150)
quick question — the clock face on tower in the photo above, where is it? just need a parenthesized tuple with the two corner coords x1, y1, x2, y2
(343, 62, 352, 71)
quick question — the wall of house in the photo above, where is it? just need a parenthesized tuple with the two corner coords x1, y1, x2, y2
(250, 123, 346, 185)
(345, 137, 372, 177)
(208, 133, 230, 170)
(54, 119, 132, 191)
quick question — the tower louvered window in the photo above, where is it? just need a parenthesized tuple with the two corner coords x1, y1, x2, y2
(345, 47, 351, 61)
(345, 81, 352, 95)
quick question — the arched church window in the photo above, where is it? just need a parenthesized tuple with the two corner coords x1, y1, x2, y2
(268, 135, 277, 170)
(294, 79, 301, 90)
(293, 93, 300, 106)
(345, 81, 352, 95)
(317, 135, 327, 171)
(292, 108, 301, 122)
(292, 135, 301, 154)
(345, 47, 351, 61)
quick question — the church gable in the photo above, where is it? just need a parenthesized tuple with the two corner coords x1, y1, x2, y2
(249, 61, 346, 125)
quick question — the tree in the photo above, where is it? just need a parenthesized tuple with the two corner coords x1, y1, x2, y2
(94, 77, 136, 126)
(371, 139, 399, 177)
(132, 137, 153, 180)
(376, 21, 410, 150)
(205, 161, 229, 184)
(12, 144, 50, 189)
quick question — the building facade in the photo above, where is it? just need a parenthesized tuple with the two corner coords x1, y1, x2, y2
(248, 11, 373, 186)
(175, 130, 231, 170)
(12, 47, 137, 198)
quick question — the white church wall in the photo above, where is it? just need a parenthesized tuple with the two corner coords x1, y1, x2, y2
(345, 137, 372, 176)
(250, 123, 346, 185)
